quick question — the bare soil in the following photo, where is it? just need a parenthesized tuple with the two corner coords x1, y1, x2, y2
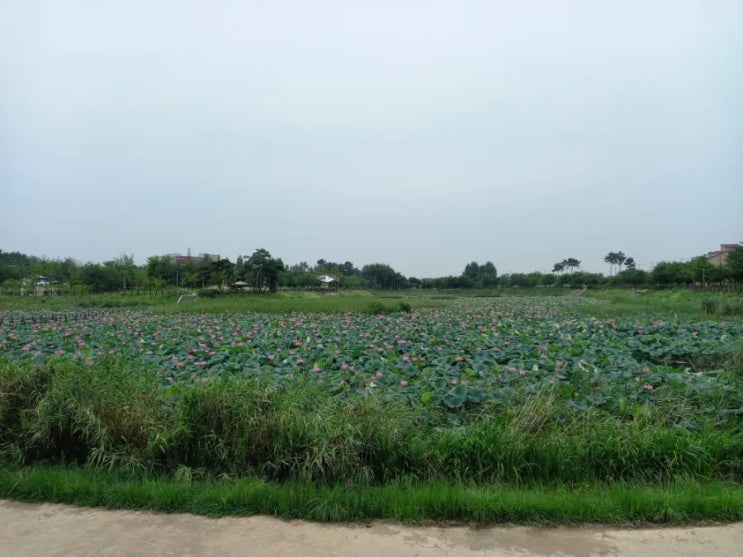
(1, 499, 741, 556)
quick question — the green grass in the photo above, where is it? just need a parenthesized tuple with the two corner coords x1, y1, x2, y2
(2, 357, 742, 487)
(0, 290, 447, 314)
(1, 466, 742, 524)
(582, 289, 743, 321)
(2, 289, 743, 524)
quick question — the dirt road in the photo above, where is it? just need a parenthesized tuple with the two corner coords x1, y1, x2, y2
(1, 499, 741, 556)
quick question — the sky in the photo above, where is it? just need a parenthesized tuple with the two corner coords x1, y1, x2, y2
(2, 0, 741, 277)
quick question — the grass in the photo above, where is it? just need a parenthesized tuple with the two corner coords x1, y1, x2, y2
(2, 289, 743, 524)
(2, 356, 742, 486)
(2, 466, 742, 524)
(0, 290, 446, 314)
(582, 288, 743, 321)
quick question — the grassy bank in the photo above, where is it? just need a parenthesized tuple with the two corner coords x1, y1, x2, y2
(2, 466, 742, 524)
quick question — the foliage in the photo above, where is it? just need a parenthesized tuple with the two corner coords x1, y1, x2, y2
(651, 262, 693, 286)
(2, 297, 743, 485)
(3, 466, 743, 524)
(239, 249, 284, 293)
(604, 251, 628, 275)
(360, 263, 406, 289)
(462, 261, 498, 288)
(727, 244, 743, 282)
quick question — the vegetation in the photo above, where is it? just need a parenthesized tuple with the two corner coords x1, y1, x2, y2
(1, 292, 742, 523)
(3, 243, 742, 296)
(2, 466, 742, 524)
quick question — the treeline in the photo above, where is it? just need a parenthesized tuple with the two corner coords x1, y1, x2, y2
(1, 245, 742, 294)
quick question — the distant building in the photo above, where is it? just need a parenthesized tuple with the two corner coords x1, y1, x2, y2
(170, 253, 221, 265)
(706, 244, 738, 267)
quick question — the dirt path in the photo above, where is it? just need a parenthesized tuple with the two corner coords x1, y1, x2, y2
(1, 499, 741, 556)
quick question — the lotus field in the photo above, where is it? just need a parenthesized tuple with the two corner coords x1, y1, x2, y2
(2, 297, 741, 416)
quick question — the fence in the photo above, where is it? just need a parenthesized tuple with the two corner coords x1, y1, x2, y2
(689, 284, 743, 293)
(0, 287, 181, 297)
(0, 310, 109, 327)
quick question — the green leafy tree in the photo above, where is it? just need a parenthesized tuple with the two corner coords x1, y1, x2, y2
(234, 256, 245, 281)
(209, 259, 235, 291)
(689, 256, 716, 286)
(243, 249, 285, 292)
(80, 263, 120, 292)
(146, 256, 177, 285)
(480, 261, 498, 287)
(105, 254, 138, 290)
(726, 244, 743, 282)
(565, 258, 581, 272)
(462, 262, 480, 283)
(604, 251, 628, 274)
(614, 268, 647, 286)
(361, 263, 406, 289)
(651, 262, 692, 286)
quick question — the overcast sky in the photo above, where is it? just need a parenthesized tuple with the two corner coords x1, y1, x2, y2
(2, 0, 741, 277)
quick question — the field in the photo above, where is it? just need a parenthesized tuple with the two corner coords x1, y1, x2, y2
(1, 290, 743, 523)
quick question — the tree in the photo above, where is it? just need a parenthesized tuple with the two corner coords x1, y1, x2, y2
(209, 259, 235, 291)
(480, 261, 498, 287)
(726, 244, 743, 282)
(243, 248, 285, 292)
(340, 261, 358, 276)
(460, 261, 497, 288)
(80, 263, 120, 292)
(614, 268, 647, 286)
(106, 253, 138, 290)
(235, 256, 245, 281)
(462, 262, 480, 282)
(615, 252, 626, 273)
(146, 256, 176, 286)
(552, 262, 565, 275)
(604, 251, 627, 275)
(361, 263, 406, 289)
(564, 258, 581, 272)
(651, 262, 692, 286)
(624, 257, 636, 270)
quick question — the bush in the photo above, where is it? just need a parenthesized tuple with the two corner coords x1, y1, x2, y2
(197, 288, 221, 298)
(701, 298, 720, 315)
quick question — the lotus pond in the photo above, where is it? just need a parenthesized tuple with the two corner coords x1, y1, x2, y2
(2, 297, 741, 416)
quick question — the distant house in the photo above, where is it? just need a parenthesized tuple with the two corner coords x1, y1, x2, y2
(34, 276, 53, 296)
(706, 244, 738, 267)
(318, 275, 336, 290)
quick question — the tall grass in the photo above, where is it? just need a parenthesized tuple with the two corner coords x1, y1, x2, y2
(582, 289, 743, 321)
(2, 357, 741, 486)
